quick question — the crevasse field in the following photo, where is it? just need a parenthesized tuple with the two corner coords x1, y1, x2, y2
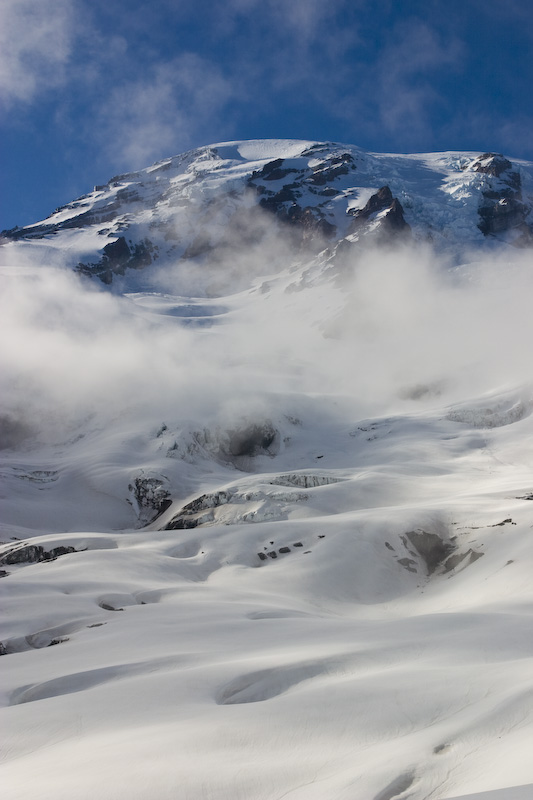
(2, 141, 533, 800)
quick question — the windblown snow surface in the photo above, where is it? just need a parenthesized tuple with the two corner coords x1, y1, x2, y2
(2, 140, 533, 800)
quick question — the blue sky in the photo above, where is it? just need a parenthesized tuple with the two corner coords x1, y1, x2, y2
(2, 0, 533, 230)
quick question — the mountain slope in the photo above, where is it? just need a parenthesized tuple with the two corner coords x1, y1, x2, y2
(3, 140, 533, 288)
(1, 140, 533, 800)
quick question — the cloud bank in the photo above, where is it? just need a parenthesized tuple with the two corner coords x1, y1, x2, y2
(2, 238, 533, 453)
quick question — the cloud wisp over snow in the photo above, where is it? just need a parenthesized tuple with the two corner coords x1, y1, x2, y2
(2, 237, 533, 451)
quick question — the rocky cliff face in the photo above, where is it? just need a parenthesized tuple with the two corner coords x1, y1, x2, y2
(2, 140, 532, 287)
(472, 153, 533, 245)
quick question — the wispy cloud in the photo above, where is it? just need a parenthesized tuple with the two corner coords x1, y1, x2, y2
(93, 54, 235, 170)
(212, 0, 358, 98)
(223, 0, 342, 42)
(0, 0, 77, 110)
(377, 22, 463, 131)
(496, 118, 533, 160)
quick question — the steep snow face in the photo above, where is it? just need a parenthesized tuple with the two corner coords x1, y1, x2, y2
(2, 140, 532, 289)
(2, 141, 533, 800)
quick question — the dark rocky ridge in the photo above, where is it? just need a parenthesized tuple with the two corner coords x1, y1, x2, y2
(128, 474, 172, 526)
(77, 236, 157, 284)
(0, 543, 77, 565)
(248, 155, 347, 243)
(347, 185, 411, 242)
(471, 153, 533, 245)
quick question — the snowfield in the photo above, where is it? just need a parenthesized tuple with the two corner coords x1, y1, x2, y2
(2, 140, 533, 799)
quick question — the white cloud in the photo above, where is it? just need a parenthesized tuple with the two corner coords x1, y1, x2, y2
(375, 21, 464, 138)
(224, 0, 332, 36)
(95, 54, 235, 170)
(265, 0, 342, 45)
(0, 0, 77, 110)
(3, 235, 533, 453)
(215, 0, 357, 95)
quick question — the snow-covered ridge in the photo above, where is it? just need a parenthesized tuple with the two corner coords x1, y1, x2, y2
(2, 140, 532, 289)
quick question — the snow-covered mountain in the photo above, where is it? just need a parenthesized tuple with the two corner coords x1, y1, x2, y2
(2, 141, 533, 800)
(3, 140, 533, 288)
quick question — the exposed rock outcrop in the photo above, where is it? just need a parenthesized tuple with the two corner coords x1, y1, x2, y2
(402, 530, 454, 575)
(77, 236, 157, 283)
(348, 186, 411, 243)
(128, 473, 172, 526)
(164, 490, 230, 530)
(0, 544, 77, 565)
(471, 153, 533, 245)
(226, 422, 278, 458)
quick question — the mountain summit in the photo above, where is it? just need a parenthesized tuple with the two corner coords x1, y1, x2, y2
(3, 140, 533, 289)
